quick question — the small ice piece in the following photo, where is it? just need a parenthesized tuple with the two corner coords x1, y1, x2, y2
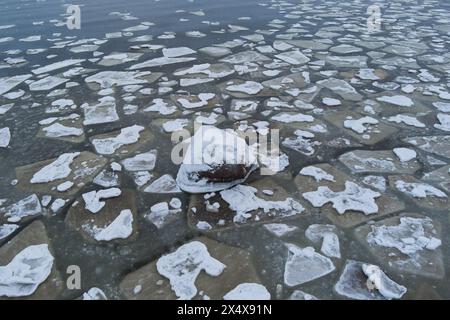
(131, 171, 152, 187)
(2, 194, 42, 223)
(376, 95, 414, 107)
(367, 217, 442, 255)
(196, 221, 212, 230)
(162, 119, 189, 133)
(50, 198, 66, 213)
(0, 224, 19, 240)
(146, 202, 181, 229)
(394, 181, 447, 198)
(162, 47, 196, 58)
(299, 166, 335, 182)
(156, 241, 225, 300)
(284, 244, 335, 286)
(393, 148, 416, 162)
(226, 81, 263, 95)
(362, 176, 386, 192)
(220, 185, 304, 223)
(272, 112, 314, 123)
(82, 287, 107, 300)
(362, 264, 407, 299)
(30, 152, 80, 184)
(121, 150, 157, 171)
(93, 170, 119, 188)
(223, 283, 271, 300)
(92, 125, 144, 155)
(82, 96, 119, 125)
(275, 50, 310, 65)
(82, 188, 122, 213)
(434, 113, 450, 132)
(305, 224, 341, 258)
(344, 116, 379, 134)
(43, 123, 83, 138)
(0, 244, 54, 297)
(93, 209, 134, 241)
(169, 198, 182, 209)
(144, 174, 181, 193)
(0, 127, 11, 147)
(303, 181, 381, 215)
(263, 223, 298, 237)
(289, 290, 318, 300)
(322, 98, 341, 106)
(387, 114, 425, 128)
(56, 181, 73, 192)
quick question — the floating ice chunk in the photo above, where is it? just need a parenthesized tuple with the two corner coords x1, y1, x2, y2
(82, 287, 107, 300)
(362, 176, 386, 192)
(121, 150, 157, 171)
(394, 181, 447, 198)
(162, 47, 196, 58)
(82, 97, 119, 125)
(432, 102, 450, 113)
(387, 114, 425, 128)
(0, 224, 19, 240)
(362, 264, 407, 299)
(393, 148, 416, 162)
(0, 127, 11, 147)
(226, 81, 263, 95)
(177, 93, 215, 109)
(29, 76, 68, 91)
(144, 174, 181, 193)
(344, 116, 379, 134)
(322, 98, 341, 106)
(0, 103, 14, 115)
(289, 290, 318, 300)
(263, 223, 298, 237)
(299, 166, 335, 182)
(176, 126, 258, 193)
(367, 217, 442, 255)
(220, 185, 304, 223)
(305, 224, 341, 258)
(82, 188, 122, 213)
(85, 71, 151, 88)
(93, 170, 119, 188)
(0, 74, 32, 95)
(376, 95, 413, 107)
(143, 99, 177, 115)
(92, 125, 144, 155)
(56, 181, 73, 192)
(224, 283, 270, 300)
(1, 194, 42, 223)
(50, 198, 66, 213)
(31, 152, 80, 184)
(275, 51, 310, 65)
(156, 241, 225, 300)
(282, 130, 316, 156)
(272, 112, 314, 123)
(146, 201, 182, 229)
(317, 78, 362, 101)
(0, 244, 54, 297)
(129, 56, 196, 70)
(434, 113, 450, 132)
(93, 209, 133, 241)
(43, 123, 83, 138)
(162, 119, 189, 133)
(284, 244, 335, 286)
(356, 69, 380, 80)
(303, 181, 381, 215)
(31, 59, 84, 75)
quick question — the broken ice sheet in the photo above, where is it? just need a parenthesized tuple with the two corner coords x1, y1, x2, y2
(121, 149, 157, 171)
(0, 224, 19, 240)
(82, 188, 122, 213)
(0, 194, 42, 223)
(354, 213, 444, 279)
(305, 224, 341, 258)
(81, 96, 119, 125)
(145, 201, 182, 229)
(263, 223, 298, 237)
(334, 260, 406, 300)
(223, 283, 270, 300)
(92, 209, 134, 241)
(156, 241, 225, 300)
(82, 287, 107, 300)
(0, 244, 54, 297)
(284, 244, 335, 286)
(0, 127, 11, 148)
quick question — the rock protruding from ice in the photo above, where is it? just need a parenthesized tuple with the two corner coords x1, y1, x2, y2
(156, 241, 225, 300)
(30, 152, 80, 184)
(305, 224, 341, 258)
(220, 185, 304, 223)
(362, 264, 407, 299)
(223, 283, 270, 300)
(284, 244, 335, 286)
(176, 126, 258, 193)
(0, 244, 54, 297)
(303, 181, 381, 215)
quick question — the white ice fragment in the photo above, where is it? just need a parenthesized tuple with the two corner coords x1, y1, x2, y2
(393, 148, 416, 162)
(344, 116, 379, 134)
(0, 244, 54, 297)
(376, 95, 414, 107)
(92, 125, 144, 155)
(82, 188, 122, 213)
(0, 127, 11, 148)
(394, 181, 447, 198)
(156, 241, 225, 300)
(299, 166, 335, 182)
(263, 223, 298, 237)
(303, 181, 381, 215)
(93, 209, 133, 241)
(305, 224, 341, 258)
(121, 150, 157, 171)
(226, 81, 263, 95)
(223, 283, 270, 300)
(82, 287, 107, 300)
(2, 194, 42, 223)
(30, 152, 80, 184)
(362, 264, 407, 299)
